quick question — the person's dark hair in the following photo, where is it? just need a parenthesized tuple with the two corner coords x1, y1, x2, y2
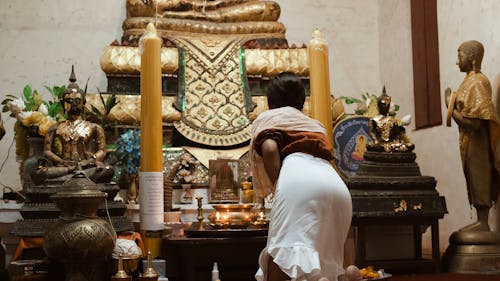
(265, 72, 306, 110)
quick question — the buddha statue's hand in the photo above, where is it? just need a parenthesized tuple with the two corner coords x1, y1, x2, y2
(58, 160, 76, 167)
(444, 87, 452, 107)
(66, 164, 77, 173)
(79, 158, 98, 168)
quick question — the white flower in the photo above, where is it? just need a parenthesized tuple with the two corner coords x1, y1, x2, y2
(401, 114, 412, 126)
(16, 111, 32, 123)
(8, 98, 25, 115)
(38, 103, 48, 115)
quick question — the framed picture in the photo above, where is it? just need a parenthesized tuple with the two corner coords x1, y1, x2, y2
(208, 158, 240, 203)
(332, 116, 372, 181)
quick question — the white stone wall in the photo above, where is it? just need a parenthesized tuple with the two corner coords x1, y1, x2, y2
(0, 0, 126, 190)
(1, 0, 499, 255)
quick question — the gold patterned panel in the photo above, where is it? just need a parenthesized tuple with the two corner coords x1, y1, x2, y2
(173, 35, 252, 146)
(86, 94, 343, 127)
(100, 46, 178, 75)
(85, 94, 181, 125)
(245, 48, 309, 77)
(100, 46, 309, 77)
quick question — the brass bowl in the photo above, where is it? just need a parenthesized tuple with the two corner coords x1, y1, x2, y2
(212, 203, 254, 212)
(208, 204, 258, 229)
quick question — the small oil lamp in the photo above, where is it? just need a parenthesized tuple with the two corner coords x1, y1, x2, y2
(208, 204, 256, 229)
(253, 199, 269, 228)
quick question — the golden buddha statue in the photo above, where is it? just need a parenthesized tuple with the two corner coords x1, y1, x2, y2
(367, 92, 414, 153)
(124, 0, 285, 39)
(445, 40, 500, 232)
(33, 67, 114, 184)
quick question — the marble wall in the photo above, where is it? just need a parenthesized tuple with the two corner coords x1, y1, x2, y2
(1, 0, 499, 255)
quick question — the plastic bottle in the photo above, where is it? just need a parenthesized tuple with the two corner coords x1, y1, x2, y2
(211, 262, 219, 281)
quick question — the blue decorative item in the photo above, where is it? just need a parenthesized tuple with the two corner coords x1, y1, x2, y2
(115, 129, 141, 175)
(332, 116, 371, 180)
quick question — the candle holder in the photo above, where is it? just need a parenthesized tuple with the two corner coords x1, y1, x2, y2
(196, 196, 204, 230)
(111, 255, 132, 281)
(207, 204, 258, 229)
(253, 199, 269, 228)
(137, 249, 158, 281)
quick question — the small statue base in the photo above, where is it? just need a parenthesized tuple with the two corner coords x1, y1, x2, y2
(441, 230, 500, 273)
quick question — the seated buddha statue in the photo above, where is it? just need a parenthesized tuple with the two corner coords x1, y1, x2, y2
(367, 92, 415, 153)
(32, 67, 114, 185)
(124, 0, 285, 38)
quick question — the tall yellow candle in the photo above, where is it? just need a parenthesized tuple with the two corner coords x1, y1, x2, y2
(140, 23, 163, 172)
(308, 29, 333, 146)
(139, 23, 164, 257)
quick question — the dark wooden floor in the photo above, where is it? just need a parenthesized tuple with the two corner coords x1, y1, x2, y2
(390, 273, 500, 281)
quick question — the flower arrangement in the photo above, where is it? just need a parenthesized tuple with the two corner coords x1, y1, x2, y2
(338, 88, 400, 117)
(1, 84, 66, 136)
(2, 85, 66, 160)
(114, 129, 141, 175)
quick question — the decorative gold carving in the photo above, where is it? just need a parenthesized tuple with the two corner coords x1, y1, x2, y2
(172, 36, 252, 145)
(245, 48, 309, 77)
(174, 120, 252, 147)
(86, 94, 342, 128)
(393, 199, 408, 213)
(100, 46, 309, 77)
(85, 94, 181, 125)
(100, 46, 179, 75)
(413, 203, 423, 210)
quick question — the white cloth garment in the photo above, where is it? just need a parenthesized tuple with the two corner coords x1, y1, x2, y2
(251, 106, 327, 200)
(255, 152, 352, 281)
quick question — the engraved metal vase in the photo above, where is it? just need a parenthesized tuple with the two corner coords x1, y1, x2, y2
(43, 170, 116, 281)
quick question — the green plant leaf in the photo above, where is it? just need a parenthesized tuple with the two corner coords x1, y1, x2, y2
(54, 86, 66, 99)
(105, 92, 118, 114)
(338, 96, 363, 104)
(47, 103, 63, 118)
(394, 104, 400, 112)
(91, 105, 103, 119)
(23, 85, 32, 100)
(44, 85, 54, 96)
(97, 89, 106, 110)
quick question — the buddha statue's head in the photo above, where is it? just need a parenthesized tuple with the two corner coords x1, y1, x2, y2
(377, 92, 391, 116)
(457, 40, 484, 73)
(62, 66, 86, 117)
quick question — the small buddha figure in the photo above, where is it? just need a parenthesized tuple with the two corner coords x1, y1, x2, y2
(33, 67, 114, 184)
(367, 92, 414, 153)
(351, 135, 367, 161)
